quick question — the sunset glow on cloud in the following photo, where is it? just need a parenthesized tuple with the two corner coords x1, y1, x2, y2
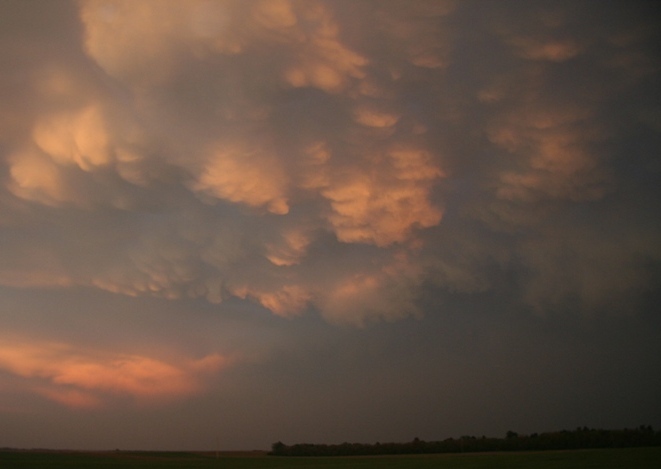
(0, 0, 659, 452)
(2, 0, 454, 321)
(0, 339, 226, 409)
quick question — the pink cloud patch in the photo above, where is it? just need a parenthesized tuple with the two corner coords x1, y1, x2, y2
(0, 339, 227, 409)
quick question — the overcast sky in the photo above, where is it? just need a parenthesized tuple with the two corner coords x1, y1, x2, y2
(1, 0, 660, 451)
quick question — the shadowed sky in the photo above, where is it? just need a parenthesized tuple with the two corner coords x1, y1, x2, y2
(1, 0, 660, 450)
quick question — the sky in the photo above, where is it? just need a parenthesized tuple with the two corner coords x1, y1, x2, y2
(1, 0, 660, 451)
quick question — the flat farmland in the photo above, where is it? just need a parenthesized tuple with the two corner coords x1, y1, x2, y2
(1, 447, 660, 468)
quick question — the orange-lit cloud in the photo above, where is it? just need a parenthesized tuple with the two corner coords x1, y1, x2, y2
(79, 0, 367, 93)
(507, 36, 586, 62)
(8, 149, 72, 206)
(0, 339, 226, 409)
(488, 106, 608, 203)
(319, 146, 444, 246)
(266, 228, 311, 266)
(489, 1, 589, 63)
(79, 0, 193, 86)
(194, 140, 290, 215)
(353, 106, 400, 129)
(231, 284, 311, 318)
(279, 1, 367, 93)
(32, 106, 111, 171)
(0, 0, 658, 328)
(318, 251, 424, 326)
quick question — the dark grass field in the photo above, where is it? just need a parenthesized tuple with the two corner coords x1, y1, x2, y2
(1, 447, 660, 468)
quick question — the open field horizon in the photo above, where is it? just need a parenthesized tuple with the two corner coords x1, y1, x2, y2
(2, 447, 661, 469)
(1, 0, 660, 452)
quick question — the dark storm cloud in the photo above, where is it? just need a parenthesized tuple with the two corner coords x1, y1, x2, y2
(1, 0, 656, 322)
(0, 0, 660, 449)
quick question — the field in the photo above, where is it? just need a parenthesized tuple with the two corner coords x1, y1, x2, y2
(1, 447, 660, 468)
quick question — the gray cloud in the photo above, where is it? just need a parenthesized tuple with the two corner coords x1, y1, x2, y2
(1, 0, 659, 322)
(0, 0, 660, 447)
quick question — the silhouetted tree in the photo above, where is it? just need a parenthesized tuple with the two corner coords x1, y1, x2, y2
(270, 425, 661, 457)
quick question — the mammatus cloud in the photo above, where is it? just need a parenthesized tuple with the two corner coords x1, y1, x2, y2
(0, 338, 226, 409)
(0, 0, 450, 324)
(0, 0, 659, 325)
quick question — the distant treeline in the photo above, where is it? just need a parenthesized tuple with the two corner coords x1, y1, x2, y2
(270, 425, 660, 456)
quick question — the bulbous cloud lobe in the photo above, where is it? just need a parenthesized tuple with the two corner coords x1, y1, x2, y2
(0, 0, 659, 324)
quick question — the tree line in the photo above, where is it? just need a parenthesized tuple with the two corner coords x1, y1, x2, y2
(270, 425, 660, 456)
